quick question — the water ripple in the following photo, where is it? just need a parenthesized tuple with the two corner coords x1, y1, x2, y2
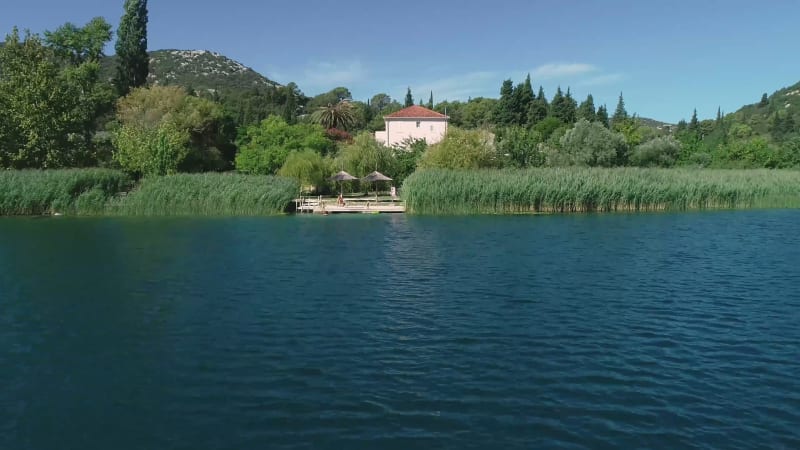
(1, 211, 800, 449)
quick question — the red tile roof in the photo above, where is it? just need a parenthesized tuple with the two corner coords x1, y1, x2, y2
(384, 105, 448, 119)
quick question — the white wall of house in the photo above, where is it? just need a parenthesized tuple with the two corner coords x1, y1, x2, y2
(376, 118, 448, 147)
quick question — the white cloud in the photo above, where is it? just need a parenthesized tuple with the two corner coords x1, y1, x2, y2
(408, 71, 500, 102)
(530, 63, 597, 80)
(577, 73, 626, 87)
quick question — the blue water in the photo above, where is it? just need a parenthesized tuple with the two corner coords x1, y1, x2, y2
(1, 211, 799, 449)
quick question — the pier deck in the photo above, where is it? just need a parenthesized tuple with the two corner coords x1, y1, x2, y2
(295, 197, 405, 214)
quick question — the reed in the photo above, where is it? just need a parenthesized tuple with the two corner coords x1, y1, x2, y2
(402, 168, 800, 215)
(113, 172, 300, 216)
(0, 169, 132, 215)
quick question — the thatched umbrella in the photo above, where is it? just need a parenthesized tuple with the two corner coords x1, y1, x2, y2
(361, 171, 392, 200)
(329, 170, 357, 195)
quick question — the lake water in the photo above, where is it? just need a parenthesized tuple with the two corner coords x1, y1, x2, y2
(1, 211, 799, 449)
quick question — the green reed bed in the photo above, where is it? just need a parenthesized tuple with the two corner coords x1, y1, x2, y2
(113, 173, 300, 216)
(0, 169, 132, 215)
(402, 168, 800, 215)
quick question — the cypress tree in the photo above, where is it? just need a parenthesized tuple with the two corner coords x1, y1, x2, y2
(114, 0, 149, 96)
(759, 93, 769, 107)
(563, 87, 577, 124)
(494, 79, 516, 126)
(596, 104, 610, 128)
(689, 108, 699, 132)
(716, 106, 722, 125)
(550, 87, 567, 122)
(404, 87, 413, 107)
(514, 74, 535, 125)
(527, 86, 548, 126)
(427, 91, 433, 109)
(612, 92, 628, 124)
(577, 94, 596, 122)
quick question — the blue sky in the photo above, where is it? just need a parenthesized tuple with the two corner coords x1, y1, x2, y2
(3, 0, 800, 123)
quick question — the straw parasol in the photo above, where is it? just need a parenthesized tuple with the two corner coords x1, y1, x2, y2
(361, 171, 392, 200)
(329, 170, 357, 195)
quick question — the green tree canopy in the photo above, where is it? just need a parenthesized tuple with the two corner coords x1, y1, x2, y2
(612, 92, 628, 124)
(278, 149, 330, 192)
(114, 0, 149, 96)
(596, 104, 610, 128)
(115, 85, 236, 172)
(494, 79, 516, 127)
(577, 94, 596, 122)
(235, 116, 332, 175)
(550, 119, 626, 167)
(336, 132, 394, 178)
(310, 101, 357, 130)
(630, 136, 682, 167)
(418, 128, 500, 169)
(44, 17, 112, 65)
(0, 29, 100, 168)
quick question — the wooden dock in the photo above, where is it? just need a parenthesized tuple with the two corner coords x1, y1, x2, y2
(295, 196, 405, 214)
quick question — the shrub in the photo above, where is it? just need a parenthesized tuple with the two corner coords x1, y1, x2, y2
(418, 128, 500, 170)
(630, 136, 682, 167)
(550, 119, 627, 167)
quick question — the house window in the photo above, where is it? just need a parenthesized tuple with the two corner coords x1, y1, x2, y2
(416, 121, 420, 128)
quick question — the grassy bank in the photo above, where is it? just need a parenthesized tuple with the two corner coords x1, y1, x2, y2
(402, 168, 800, 214)
(0, 169, 133, 215)
(110, 173, 300, 216)
(0, 170, 299, 216)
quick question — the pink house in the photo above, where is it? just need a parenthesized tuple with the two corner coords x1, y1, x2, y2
(375, 105, 449, 147)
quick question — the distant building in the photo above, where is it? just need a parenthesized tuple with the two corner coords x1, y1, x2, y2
(375, 105, 449, 147)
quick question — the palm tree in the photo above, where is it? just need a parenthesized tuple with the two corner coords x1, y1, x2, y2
(310, 101, 356, 130)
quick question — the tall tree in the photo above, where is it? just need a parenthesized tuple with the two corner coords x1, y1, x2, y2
(563, 88, 578, 124)
(0, 29, 83, 168)
(514, 74, 535, 125)
(759, 93, 769, 107)
(528, 86, 549, 126)
(493, 79, 516, 126)
(45, 18, 115, 156)
(577, 94, 596, 122)
(310, 101, 357, 130)
(612, 92, 628, 125)
(427, 91, 434, 109)
(689, 108, 699, 132)
(550, 87, 575, 123)
(716, 106, 723, 125)
(114, 0, 149, 96)
(404, 87, 414, 107)
(596, 104, 610, 128)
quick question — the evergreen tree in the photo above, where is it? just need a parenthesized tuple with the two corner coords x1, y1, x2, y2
(114, 0, 149, 96)
(596, 104, 610, 128)
(514, 74, 535, 125)
(612, 92, 628, 124)
(427, 91, 433, 109)
(716, 106, 722, 125)
(493, 79, 516, 126)
(563, 88, 577, 124)
(527, 86, 549, 126)
(404, 87, 413, 107)
(688, 108, 699, 132)
(577, 94, 596, 122)
(759, 93, 769, 107)
(550, 87, 573, 123)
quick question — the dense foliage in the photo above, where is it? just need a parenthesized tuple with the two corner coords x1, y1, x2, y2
(403, 168, 800, 215)
(114, 0, 148, 96)
(235, 116, 332, 175)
